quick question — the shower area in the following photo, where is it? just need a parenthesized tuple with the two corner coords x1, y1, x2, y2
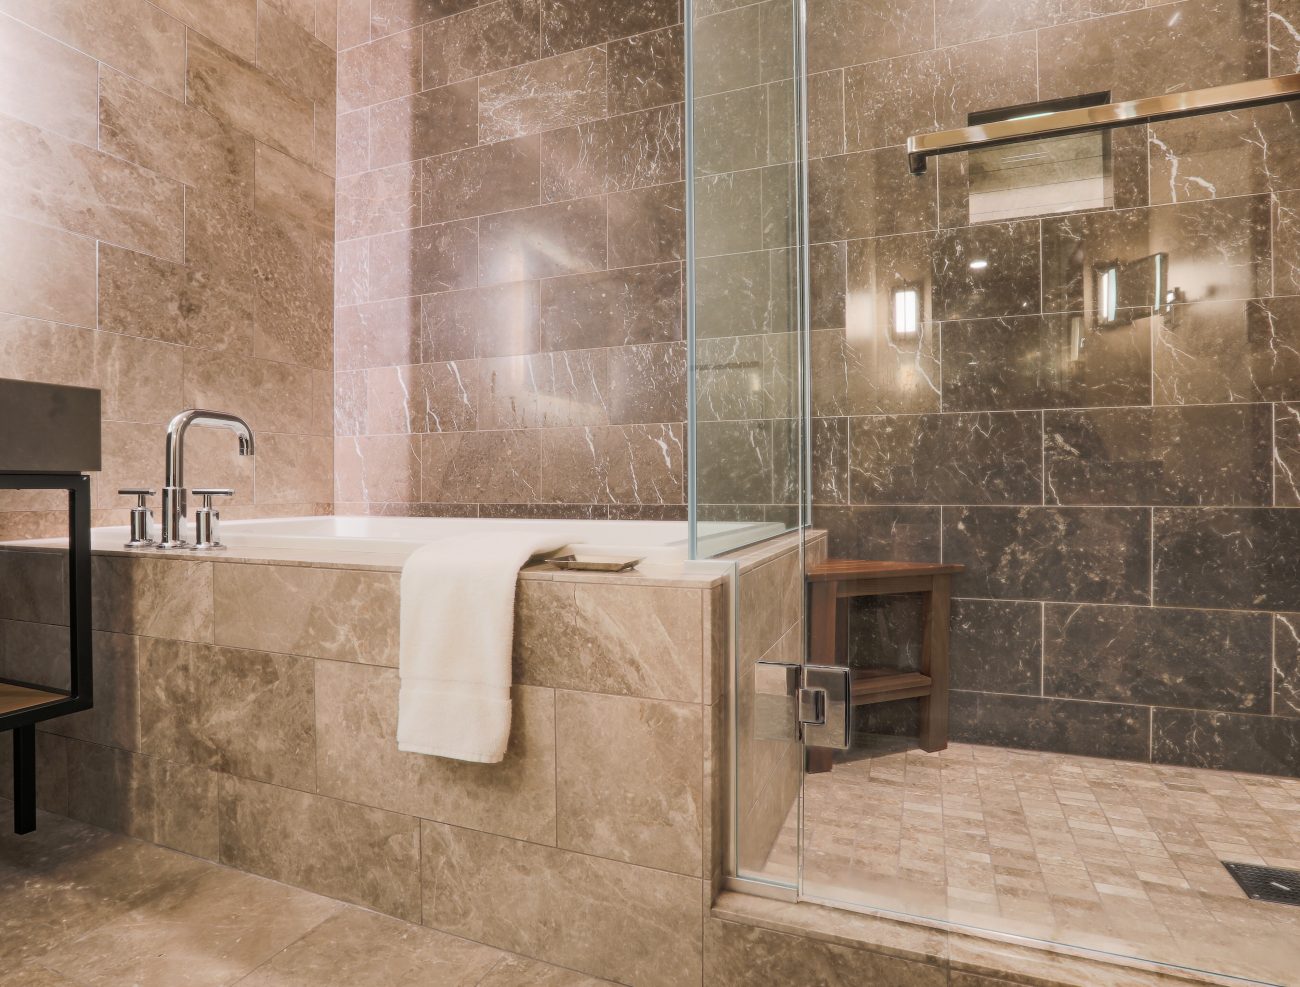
(691, 0, 1300, 982)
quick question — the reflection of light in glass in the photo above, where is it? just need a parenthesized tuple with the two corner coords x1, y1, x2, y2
(1097, 264, 1118, 324)
(891, 286, 921, 341)
(968, 259, 989, 270)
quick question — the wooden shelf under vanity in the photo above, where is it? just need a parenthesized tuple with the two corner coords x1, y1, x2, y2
(0, 682, 71, 716)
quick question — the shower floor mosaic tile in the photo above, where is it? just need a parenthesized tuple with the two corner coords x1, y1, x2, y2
(0, 809, 609, 987)
(768, 742, 1300, 986)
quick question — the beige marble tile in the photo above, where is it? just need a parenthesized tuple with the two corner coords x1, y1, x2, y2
(255, 433, 333, 504)
(477, 955, 613, 986)
(220, 775, 422, 920)
(64, 740, 221, 860)
(45, 863, 340, 987)
(737, 547, 801, 663)
(516, 580, 705, 703)
(91, 329, 185, 425)
(0, 730, 70, 816)
(182, 350, 316, 435)
(704, 917, 947, 987)
(39, 631, 139, 752)
(256, 142, 334, 239)
(0, 12, 97, 145)
(556, 691, 703, 876)
(186, 31, 315, 166)
(422, 821, 703, 985)
(258, 0, 336, 105)
(0, 0, 185, 98)
(152, 0, 257, 60)
(99, 65, 256, 200)
(478, 47, 608, 143)
(238, 906, 504, 987)
(0, 550, 66, 625)
(138, 638, 315, 789)
(250, 214, 333, 370)
(337, 26, 421, 112)
(0, 965, 83, 987)
(91, 555, 213, 643)
(0, 618, 68, 689)
(0, 114, 185, 262)
(0, 218, 96, 329)
(315, 660, 557, 843)
(213, 562, 399, 664)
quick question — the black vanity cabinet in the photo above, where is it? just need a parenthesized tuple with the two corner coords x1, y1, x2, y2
(0, 379, 99, 834)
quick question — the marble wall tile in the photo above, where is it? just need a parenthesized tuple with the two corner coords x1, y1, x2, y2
(335, 298, 422, 370)
(1045, 603, 1272, 712)
(0, 115, 185, 262)
(367, 220, 480, 299)
(944, 507, 1151, 604)
(335, 109, 369, 178)
(515, 579, 705, 702)
(843, 35, 1037, 153)
(480, 198, 607, 284)
(694, 171, 764, 258)
(36, 631, 138, 753)
(214, 562, 400, 664)
(186, 33, 315, 166)
(421, 0, 541, 88)
(951, 691, 1151, 760)
(696, 420, 775, 507)
(315, 661, 557, 842)
(608, 182, 686, 271)
(421, 821, 702, 985)
(1148, 105, 1300, 204)
(1275, 0, 1300, 75)
(475, 350, 607, 430)
(420, 429, 541, 503)
(250, 222, 333, 370)
(370, 0, 476, 38)
(805, 0, 934, 73)
(478, 47, 608, 143)
(949, 598, 1041, 695)
(0, 217, 97, 329)
(337, 26, 421, 112)
(941, 314, 1151, 412)
(420, 136, 541, 225)
(691, 4, 763, 98)
(811, 319, 940, 418)
(811, 417, 849, 505)
(931, 222, 1041, 321)
(539, 424, 684, 505)
(258, 0, 336, 104)
(423, 282, 539, 361)
(369, 81, 478, 167)
(1276, 614, 1300, 717)
(1277, 189, 1300, 294)
(0, 0, 185, 98)
(1044, 405, 1273, 507)
(255, 433, 334, 503)
(1038, 0, 1267, 102)
(138, 638, 316, 789)
(1277, 403, 1300, 507)
(608, 26, 683, 114)
(555, 691, 703, 875)
(182, 350, 317, 435)
(934, 0, 1140, 46)
(540, 0, 677, 56)
(607, 341, 687, 425)
(694, 251, 777, 339)
(691, 87, 768, 176)
(541, 105, 682, 201)
(220, 775, 421, 920)
(255, 143, 334, 240)
(151, 0, 256, 58)
(809, 148, 936, 242)
(848, 411, 1042, 505)
(539, 265, 682, 351)
(0, 12, 97, 145)
(91, 556, 213, 642)
(704, 918, 946, 987)
(1154, 507, 1300, 611)
(1152, 708, 1300, 776)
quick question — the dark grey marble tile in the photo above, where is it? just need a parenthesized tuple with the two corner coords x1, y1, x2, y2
(812, 505, 942, 560)
(695, 335, 791, 423)
(931, 222, 1040, 321)
(538, 264, 682, 351)
(608, 26, 683, 115)
(848, 412, 1042, 505)
(949, 598, 1042, 695)
(539, 424, 684, 505)
(811, 416, 848, 506)
(944, 506, 1151, 604)
(809, 241, 846, 332)
(805, 0, 934, 73)
(693, 87, 768, 176)
(1041, 196, 1272, 315)
(934, 0, 1140, 47)
(420, 430, 541, 505)
(806, 69, 844, 159)
(479, 197, 607, 284)
(422, 282, 540, 362)
(941, 313, 1151, 412)
(1277, 403, 1300, 508)
(1276, 614, 1300, 718)
(1148, 104, 1300, 205)
(607, 182, 685, 270)
(368, 80, 478, 168)
(1276, 0, 1300, 76)
(695, 251, 777, 340)
(1154, 508, 1300, 611)
(1038, 0, 1268, 103)
(476, 350, 608, 430)
(696, 420, 774, 507)
(950, 692, 1150, 760)
(694, 171, 764, 258)
(808, 148, 936, 242)
(691, 2, 763, 98)
(607, 342, 687, 425)
(846, 594, 925, 671)
(420, 136, 541, 225)
(1277, 189, 1300, 295)
(1044, 603, 1272, 712)
(541, 104, 682, 202)
(366, 220, 479, 300)
(1044, 405, 1273, 506)
(540, 0, 677, 56)
(477, 47, 608, 143)
(1153, 298, 1300, 405)
(1152, 708, 1300, 776)
(421, 0, 541, 89)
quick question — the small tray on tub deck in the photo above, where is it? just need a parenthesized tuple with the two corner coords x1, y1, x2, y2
(546, 554, 642, 573)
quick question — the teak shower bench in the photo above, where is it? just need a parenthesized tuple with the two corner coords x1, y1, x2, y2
(806, 559, 963, 774)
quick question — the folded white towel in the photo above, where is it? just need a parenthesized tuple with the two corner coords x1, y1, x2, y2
(397, 531, 571, 762)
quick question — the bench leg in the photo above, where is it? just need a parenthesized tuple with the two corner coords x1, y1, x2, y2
(918, 577, 950, 753)
(13, 725, 35, 834)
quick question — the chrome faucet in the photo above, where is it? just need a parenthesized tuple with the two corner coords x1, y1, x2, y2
(158, 410, 255, 549)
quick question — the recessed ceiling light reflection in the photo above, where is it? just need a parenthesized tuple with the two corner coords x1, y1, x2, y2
(969, 259, 989, 270)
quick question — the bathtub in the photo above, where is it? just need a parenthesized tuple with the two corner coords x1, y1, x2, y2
(74, 515, 791, 571)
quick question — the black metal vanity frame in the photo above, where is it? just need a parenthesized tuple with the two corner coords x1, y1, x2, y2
(0, 472, 92, 835)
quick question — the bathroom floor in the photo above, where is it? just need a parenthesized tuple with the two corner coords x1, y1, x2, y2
(0, 809, 608, 987)
(769, 742, 1300, 986)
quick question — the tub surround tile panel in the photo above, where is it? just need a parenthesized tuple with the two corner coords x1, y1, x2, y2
(0, 14, 97, 146)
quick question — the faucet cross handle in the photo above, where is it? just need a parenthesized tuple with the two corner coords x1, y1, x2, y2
(192, 488, 234, 509)
(118, 488, 157, 548)
(191, 489, 233, 551)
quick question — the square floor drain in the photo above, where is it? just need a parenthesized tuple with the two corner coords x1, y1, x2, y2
(1223, 862, 1300, 906)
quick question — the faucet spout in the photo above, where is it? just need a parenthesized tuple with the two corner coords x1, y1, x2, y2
(158, 410, 255, 549)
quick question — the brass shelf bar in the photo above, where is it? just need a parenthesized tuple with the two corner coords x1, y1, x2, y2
(906, 73, 1300, 175)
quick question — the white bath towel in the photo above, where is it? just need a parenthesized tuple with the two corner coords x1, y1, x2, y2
(397, 531, 571, 762)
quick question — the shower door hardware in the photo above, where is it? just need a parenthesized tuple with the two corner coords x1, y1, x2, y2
(754, 661, 852, 749)
(906, 73, 1300, 174)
